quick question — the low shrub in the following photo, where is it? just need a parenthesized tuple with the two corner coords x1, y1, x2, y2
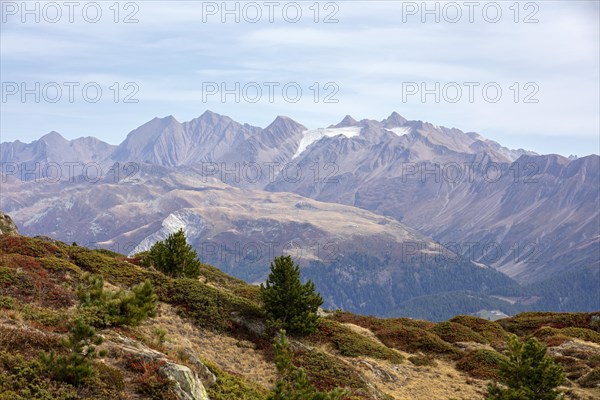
(559, 327, 600, 345)
(499, 312, 600, 336)
(328, 312, 456, 356)
(40, 319, 106, 386)
(0, 236, 60, 258)
(456, 349, 506, 380)
(0, 351, 78, 400)
(124, 355, 176, 400)
(94, 362, 125, 391)
(310, 319, 403, 363)
(430, 321, 487, 344)
(0, 324, 63, 355)
(0, 254, 74, 308)
(377, 324, 460, 356)
(0, 295, 16, 309)
(449, 315, 509, 345)
(293, 346, 367, 393)
(408, 355, 437, 367)
(77, 274, 157, 328)
(203, 360, 267, 400)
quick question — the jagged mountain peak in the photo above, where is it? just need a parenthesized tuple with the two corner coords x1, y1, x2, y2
(265, 115, 306, 132)
(330, 115, 359, 128)
(382, 111, 408, 128)
(134, 115, 182, 133)
(196, 109, 232, 123)
(40, 130, 68, 144)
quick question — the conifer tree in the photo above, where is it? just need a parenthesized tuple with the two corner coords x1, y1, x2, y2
(261, 255, 323, 336)
(77, 274, 157, 327)
(268, 330, 346, 400)
(124, 280, 158, 325)
(40, 319, 106, 386)
(487, 336, 565, 400)
(145, 229, 201, 278)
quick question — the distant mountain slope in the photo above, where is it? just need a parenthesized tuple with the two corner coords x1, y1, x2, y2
(1, 111, 597, 316)
(0, 168, 517, 318)
(0, 131, 116, 180)
(111, 111, 306, 187)
(265, 118, 598, 287)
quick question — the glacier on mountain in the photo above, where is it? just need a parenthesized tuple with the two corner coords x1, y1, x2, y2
(292, 127, 361, 159)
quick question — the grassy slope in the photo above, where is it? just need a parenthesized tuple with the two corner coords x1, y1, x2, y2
(0, 234, 599, 400)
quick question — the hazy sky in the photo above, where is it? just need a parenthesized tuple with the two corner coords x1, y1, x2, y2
(1, 1, 599, 156)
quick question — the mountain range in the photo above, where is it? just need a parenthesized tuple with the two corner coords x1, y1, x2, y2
(1, 110, 598, 319)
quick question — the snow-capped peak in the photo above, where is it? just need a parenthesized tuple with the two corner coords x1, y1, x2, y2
(292, 126, 361, 159)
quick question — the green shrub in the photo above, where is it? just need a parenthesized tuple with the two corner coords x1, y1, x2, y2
(21, 304, 69, 331)
(268, 331, 346, 400)
(0, 295, 16, 309)
(0, 266, 16, 285)
(195, 262, 262, 303)
(77, 274, 157, 327)
(164, 277, 227, 328)
(94, 363, 125, 391)
(430, 321, 487, 344)
(204, 360, 267, 400)
(40, 319, 106, 386)
(39, 257, 81, 274)
(533, 327, 572, 347)
(377, 324, 460, 356)
(327, 311, 458, 356)
(68, 245, 262, 332)
(68, 248, 147, 287)
(449, 315, 509, 345)
(408, 355, 437, 367)
(0, 351, 78, 400)
(456, 349, 506, 380)
(92, 249, 124, 258)
(559, 327, 600, 345)
(499, 312, 599, 336)
(312, 319, 403, 363)
(292, 346, 368, 393)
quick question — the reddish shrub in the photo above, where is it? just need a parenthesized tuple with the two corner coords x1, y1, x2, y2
(0, 236, 59, 258)
(123, 354, 176, 400)
(0, 254, 74, 308)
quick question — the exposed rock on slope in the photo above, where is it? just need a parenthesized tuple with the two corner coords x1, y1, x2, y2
(105, 331, 209, 400)
(0, 212, 18, 235)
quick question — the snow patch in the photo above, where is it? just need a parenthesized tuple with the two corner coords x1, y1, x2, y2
(129, 209, 207, 255)
(90, 222, 103, 235)
(64, 198, 75, 211)
(388, 127, 411, 137)
(292, 127, 361, 159)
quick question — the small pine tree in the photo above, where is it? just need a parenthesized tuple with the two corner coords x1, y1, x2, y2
(261, 255, 323, 336)
(77, 274, 157, 327)
(144, 229, 201, 278)
(123, 280, 158, 325)
(268, 330, 346, 400)
(487, 336, 565, 400)
(40, 319, 106, 386)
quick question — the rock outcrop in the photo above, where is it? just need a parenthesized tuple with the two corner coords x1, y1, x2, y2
(0, 212, 19, 235)
(105, 332, 210, 400)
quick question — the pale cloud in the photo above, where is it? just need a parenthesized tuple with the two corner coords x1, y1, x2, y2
(0, 0, 598, 156)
